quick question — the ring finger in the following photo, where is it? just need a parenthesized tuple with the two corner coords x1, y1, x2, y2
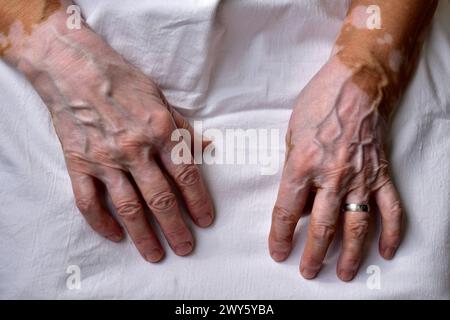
(337, 186, 371, 282)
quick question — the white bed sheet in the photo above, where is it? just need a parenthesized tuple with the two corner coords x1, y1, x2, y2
(0, 0, 449, 299)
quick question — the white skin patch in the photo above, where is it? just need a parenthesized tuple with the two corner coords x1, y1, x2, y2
(349, 5, 369, 29)
(377, 34, 393, 45)
(330, 45, 344, 57)
(388, 50, 403, 72)
(4, 20, 26, 44)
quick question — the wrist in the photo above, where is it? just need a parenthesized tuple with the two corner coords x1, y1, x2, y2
(330, 50, 398, 120)
(3, 7, 121, 80)
(2, 4, 67, 65)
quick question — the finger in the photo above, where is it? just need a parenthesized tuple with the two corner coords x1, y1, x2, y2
(103, 170, 164, 263)
(337, 187, 370, 282)
(69, 171, 123, 242)
(170, 107, 211, 150)
(375, 180, 403, 260)
(300, 188, 341, 279)
(159, 146, 214, 228)
(130, 160, 194, 256)
(269, 163, 310, 262)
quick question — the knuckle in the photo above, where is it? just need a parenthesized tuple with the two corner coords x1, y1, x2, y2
(271, 238, 292, 251)
(186, 196, 210, 215)
(65, 151, 90, 168)
(116, 200, 143, 219)
(90, 219, 109, 234)
(309, 221, 337, 242)
(346, 220, 369, 240)
(176, 165, 200, 186)
(165, 225, 191, 241)
(116, 134, 143, 152)
(384, 228, 401, 241)
(176, 116, 191, 130)
(147, 191, 177, 212)
(114, 132, 149, 162)
(301, 255, 323, 269)
(387, 201, 403, 220)
(340, 257, 360, 268)
(323, 166, 352, 190)
(273, 205, 298, 226)
(286, 154, 313, 177)
(150, 109, 174, 140)
(134, 234, 156, 247)
(75, 197, 95, 213)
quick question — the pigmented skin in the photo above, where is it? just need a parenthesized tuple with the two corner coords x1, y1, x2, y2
(334, 0, 438, 112)
(0, 0, 61, 55)
(269, 0, 437, 282)
(269, 57, 401, 281)
(0, 5, 215, 262)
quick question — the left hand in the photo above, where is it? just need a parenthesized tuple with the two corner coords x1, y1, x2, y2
(268, 56, 403, 281)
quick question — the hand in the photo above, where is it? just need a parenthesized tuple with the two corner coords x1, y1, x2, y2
(11, 15, 214, 262)
(268, 56, 403, 281)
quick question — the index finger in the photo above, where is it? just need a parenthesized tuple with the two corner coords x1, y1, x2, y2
(269, 160, 311, 262)
(159, 137, 215, 228)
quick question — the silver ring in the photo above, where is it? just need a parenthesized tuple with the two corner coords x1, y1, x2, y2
(344, 203, 370, 213)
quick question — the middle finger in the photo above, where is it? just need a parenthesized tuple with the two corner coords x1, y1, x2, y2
(300, 188, 341, 279)
(130, 160, 194, 256)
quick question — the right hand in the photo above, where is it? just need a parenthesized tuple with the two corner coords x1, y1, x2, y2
(7, 12, 214, 263)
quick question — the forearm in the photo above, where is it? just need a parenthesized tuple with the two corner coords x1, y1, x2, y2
(0, 0, 135, 115)
(333, 0, 438, 117)
(0, 1, 112, 74)
(0, 0, 67, 58)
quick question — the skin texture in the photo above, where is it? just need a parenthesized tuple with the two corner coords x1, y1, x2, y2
(0, 0, 437, 279)
(0, 0, 61, 56)
(269, 0, 438, 281)
(1, 1, 214, 262)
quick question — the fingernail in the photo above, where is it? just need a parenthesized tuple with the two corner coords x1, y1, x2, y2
(383, 247, 396, 259)
(175, 241, 193, 256)
(196, 215, 213, 227)
(338, 269, 355, 282)
(301, 267, 318, 279)
(107, 234, 123, 242)
(145, 249, 164, 263)
(271, 251, 287, 262)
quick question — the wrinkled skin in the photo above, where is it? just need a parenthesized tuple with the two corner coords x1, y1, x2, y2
(57, 61, 214, 262)
(269, 57, 403, 281)
(5, 14, 215, 263)
(1, 0, 435, 277)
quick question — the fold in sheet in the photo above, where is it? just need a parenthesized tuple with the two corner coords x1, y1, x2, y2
(0, 0, 449, 299)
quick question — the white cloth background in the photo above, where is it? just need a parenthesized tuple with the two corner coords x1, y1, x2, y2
(0, 0, 449, 299)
